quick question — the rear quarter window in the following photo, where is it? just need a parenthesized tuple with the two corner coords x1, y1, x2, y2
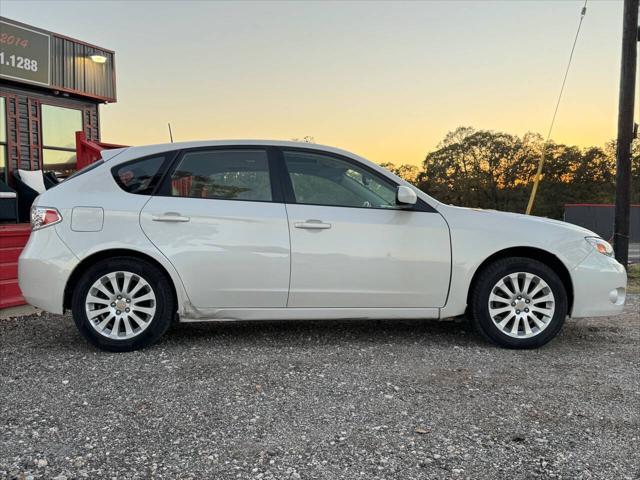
(63, 159, 104, 182)
(112, 155, 170, 195)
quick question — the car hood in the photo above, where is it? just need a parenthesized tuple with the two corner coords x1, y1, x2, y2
(438, 204, 598, 238)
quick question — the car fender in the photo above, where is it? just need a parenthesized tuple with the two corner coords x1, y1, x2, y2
(437, 204, 594, 318)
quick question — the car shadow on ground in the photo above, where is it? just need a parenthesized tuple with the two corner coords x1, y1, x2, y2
(157, 314, 634, 353)
(162, 316, 488, 350)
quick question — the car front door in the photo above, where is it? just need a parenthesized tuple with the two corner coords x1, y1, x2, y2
(140, 147, 290, 309)
(280, 149, 451, 308)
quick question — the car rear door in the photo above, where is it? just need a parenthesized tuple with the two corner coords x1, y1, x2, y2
(280, 149, 451, 308)
(140, 147, 290, 309)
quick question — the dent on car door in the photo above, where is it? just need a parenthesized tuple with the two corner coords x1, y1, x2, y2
(281, 149, 451, 308)
(139, 148, 291, 309)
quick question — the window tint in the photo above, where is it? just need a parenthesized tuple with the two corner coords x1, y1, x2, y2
(283, 151, 397, 209)
(113, 155, 166, 195)
(170, 149, 271, 201)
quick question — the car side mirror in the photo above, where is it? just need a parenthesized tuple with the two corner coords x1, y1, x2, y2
(396, 185, 417, 206)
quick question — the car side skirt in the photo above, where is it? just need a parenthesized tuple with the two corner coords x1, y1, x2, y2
(179, 307, 440, 322)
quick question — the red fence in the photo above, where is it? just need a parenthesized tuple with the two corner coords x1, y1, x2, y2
(76, 131, 127, 170)
(0, 224, 31, 308)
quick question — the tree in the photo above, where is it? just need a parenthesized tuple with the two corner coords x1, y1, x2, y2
(376, 126, 633, 220)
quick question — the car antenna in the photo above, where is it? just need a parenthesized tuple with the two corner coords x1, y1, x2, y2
(168, 122, 174, 143)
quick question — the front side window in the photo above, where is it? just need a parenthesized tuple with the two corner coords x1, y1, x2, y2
(113, 155, 167, 195)
(169, 149, 272, 202)
(41, 104, 82, 178)
(283, 151, 397, 209)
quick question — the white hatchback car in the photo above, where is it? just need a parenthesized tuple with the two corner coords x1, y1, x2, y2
(19, 141, 627, 351)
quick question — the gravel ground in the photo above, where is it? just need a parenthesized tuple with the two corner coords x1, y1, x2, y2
(1, 296, 639, 480)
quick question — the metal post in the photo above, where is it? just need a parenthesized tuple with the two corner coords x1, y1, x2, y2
(613, 0, 639, 267)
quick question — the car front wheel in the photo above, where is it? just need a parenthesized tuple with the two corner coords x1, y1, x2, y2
(470, 257, 568, 349)
(71, 257, 175, 352)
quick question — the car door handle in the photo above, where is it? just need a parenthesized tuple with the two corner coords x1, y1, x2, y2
(294, 220, 332, 230)
(152, 212, 190, 222)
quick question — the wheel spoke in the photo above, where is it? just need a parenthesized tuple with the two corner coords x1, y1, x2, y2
(522, 274, 534, 295)
(529, 282, 546, 299)
(88, 306, 110, 319)
(523, 316, 532, 336)
(508, 274, 521, 294)
(490, 306, 512, 316)
(531, 305, 553, 317)
(132, 292, 154, 304)
(122, 272, 134, 295)
(106, 273, 120, 294)
(532, 294, 554, 305)
(510, 316, 521, 335)
(133, 306, 155, 316)
(86, 294, 110, 306)
(489, 293, 511, 305)
(530, 314, 547, 330)
(122, 316, 134, 336)
(110, 317, 121, 338)
(130, 311, 149, 327)
(96, 313, 114, 331)
(128, 280, 146, 298)
(497, 312, 515, 328)
(92, 282, 112, 299)
(496, 279, 514, 297)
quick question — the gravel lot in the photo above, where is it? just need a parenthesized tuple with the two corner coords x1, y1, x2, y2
(1, 295, 638, 480)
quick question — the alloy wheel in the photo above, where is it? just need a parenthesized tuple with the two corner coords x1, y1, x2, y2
(85, 271, 157, 340)
(487, 272, 556, 339)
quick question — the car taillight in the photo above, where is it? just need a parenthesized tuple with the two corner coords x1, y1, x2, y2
(31, 206, 62, 231)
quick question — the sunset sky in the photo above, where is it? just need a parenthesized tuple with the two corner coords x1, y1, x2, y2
(2, 0, 630, 166)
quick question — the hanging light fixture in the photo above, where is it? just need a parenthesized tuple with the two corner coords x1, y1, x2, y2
(89, 53, 107, 64)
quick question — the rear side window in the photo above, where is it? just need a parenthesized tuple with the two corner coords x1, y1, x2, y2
(169, 149, 272, 202)
(112, 155, 167, 195)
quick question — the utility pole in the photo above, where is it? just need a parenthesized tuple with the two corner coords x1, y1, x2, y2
(613, 0, 639, 267)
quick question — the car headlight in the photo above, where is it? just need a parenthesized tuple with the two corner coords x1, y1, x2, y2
(585, 237, 614, 257)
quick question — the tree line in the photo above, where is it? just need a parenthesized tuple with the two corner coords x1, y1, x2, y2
(381, 126, 640, 219)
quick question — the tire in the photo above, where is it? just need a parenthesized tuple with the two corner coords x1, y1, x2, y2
(71, 257, 175, 352)
(470, 257, 568, 349)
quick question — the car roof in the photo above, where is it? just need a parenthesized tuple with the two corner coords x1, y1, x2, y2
(113, 139, 362, 161)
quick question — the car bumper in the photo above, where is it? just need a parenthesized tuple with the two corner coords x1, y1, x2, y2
(18, 226, 78, 315)
(571, 250, 627, 318)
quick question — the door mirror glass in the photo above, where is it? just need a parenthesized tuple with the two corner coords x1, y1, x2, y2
(396, 185, 417, 205)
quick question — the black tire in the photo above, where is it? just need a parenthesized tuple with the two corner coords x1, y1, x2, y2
(71, 256, 175, 352)
(470, 257, 568, 349)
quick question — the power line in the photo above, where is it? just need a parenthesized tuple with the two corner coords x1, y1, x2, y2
(526, 0, 588, 215)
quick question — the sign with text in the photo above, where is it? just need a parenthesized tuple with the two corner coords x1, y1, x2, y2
(0, 20, 50, 86)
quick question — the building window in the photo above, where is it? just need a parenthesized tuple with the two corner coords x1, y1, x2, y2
(41, 104, 82, 177)
(0, 97, 6, 183)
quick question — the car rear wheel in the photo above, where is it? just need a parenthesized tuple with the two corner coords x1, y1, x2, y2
(72, 257, 175, 352)
(470, 257, 568, 349)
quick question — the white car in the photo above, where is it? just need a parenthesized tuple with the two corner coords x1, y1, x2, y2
(19, 141, 627, 351)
